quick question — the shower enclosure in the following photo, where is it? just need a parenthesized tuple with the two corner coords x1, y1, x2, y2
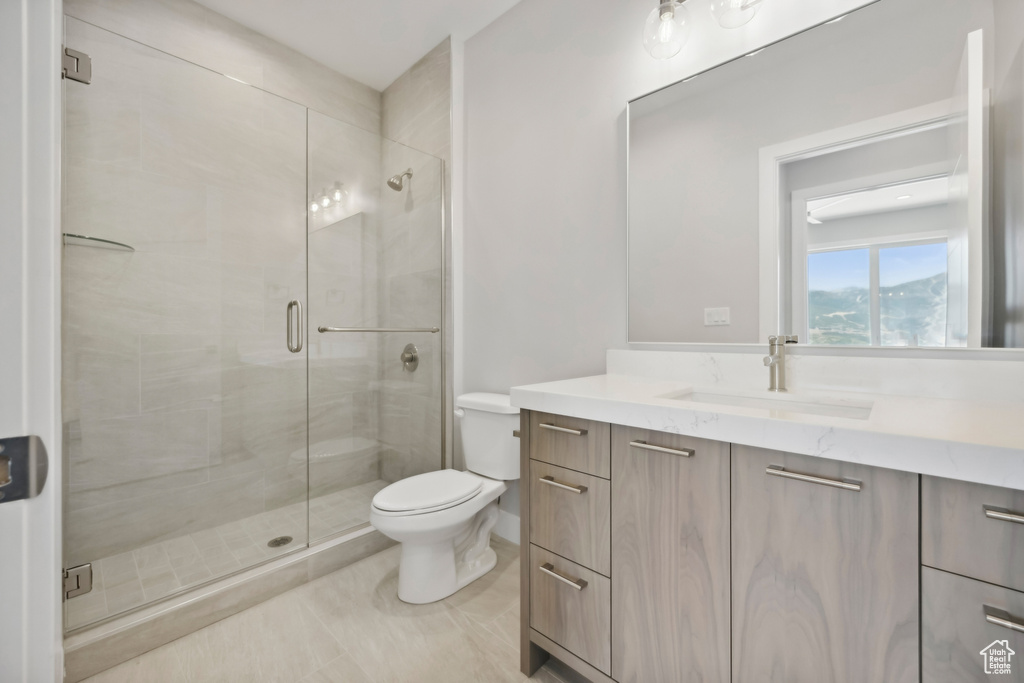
(61, 17, 444, 631)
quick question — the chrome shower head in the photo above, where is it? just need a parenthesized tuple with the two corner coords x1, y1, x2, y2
(387, 169, 413, 191)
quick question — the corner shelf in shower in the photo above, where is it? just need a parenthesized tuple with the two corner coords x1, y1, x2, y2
(62, 233, 135, 252)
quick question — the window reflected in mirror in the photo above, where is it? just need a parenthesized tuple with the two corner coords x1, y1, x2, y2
(800, 177, 951, 347)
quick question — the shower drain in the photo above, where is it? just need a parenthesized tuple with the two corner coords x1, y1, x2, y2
(267, 536, 293, 548)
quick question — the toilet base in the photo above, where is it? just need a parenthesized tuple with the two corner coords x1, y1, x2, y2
(396, 501, 500, 604)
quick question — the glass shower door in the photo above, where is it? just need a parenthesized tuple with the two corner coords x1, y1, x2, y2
(306, 113, 444, 543)
(62, 18, 308, 630)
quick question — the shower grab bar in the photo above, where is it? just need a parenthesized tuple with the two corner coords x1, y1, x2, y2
(318, 326, 439, 333)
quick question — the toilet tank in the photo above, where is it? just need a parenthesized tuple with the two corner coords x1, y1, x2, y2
(456, 393, 521, 481)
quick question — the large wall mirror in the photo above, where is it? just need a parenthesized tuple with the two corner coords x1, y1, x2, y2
(628, 0, 1024, 349)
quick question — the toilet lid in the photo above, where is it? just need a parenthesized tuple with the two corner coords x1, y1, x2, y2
(372, 470, 484, 514)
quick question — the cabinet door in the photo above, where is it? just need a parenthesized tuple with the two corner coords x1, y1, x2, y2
(731, 446, 919, 683)
(611, 427, 730, 683)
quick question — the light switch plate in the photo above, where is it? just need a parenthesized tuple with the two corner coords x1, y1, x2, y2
(704, 307, 731, 326)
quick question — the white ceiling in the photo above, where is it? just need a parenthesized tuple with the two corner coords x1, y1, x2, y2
(192, 0, 521, 91)
(808, 176, 951, 223)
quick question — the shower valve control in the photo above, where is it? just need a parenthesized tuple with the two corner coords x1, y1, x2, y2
(401, 343, 419, 372)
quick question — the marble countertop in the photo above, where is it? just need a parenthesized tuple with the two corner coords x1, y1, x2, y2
(511, 374, 1024, 490)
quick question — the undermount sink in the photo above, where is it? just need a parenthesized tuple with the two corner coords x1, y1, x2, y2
(666, 390, 874, 420)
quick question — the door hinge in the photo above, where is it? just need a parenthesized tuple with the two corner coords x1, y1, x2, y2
(62, 47, 91, 84)
(63, 564, 93, 600)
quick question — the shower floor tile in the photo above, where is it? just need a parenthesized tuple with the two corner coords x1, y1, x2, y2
(66, 479, 390, 631)
(79, 539, 584, 683)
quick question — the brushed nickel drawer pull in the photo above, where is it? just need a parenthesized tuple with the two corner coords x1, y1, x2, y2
(539, 475, 588, 494)
(539, 562, 588, 590)
(539, 423, 588, 436)
(984, 506, 1024, 525)
(985, 606, 1024, 633)
(766, 465, 861, 492)
(630, 440, 694, 457)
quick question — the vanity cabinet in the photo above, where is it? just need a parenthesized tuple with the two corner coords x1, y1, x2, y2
(730, 446, 920, 683)
(521, 411, 928, 683)
(610, 426, 730, 683)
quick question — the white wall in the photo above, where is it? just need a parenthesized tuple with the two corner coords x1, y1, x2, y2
(0, 0, 63, 679)
(460, 0, 875, 397)
(458, 0, 876, 536)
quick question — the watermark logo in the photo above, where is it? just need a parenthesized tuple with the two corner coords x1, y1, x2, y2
(981, 639, 1015, 675)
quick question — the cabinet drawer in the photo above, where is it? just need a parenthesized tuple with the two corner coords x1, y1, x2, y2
(924, 566, 1024, 682)
(530, 460, 610, 575)
(529, 412, 610, 478)
(923, 476, 1024, 593)
(529, 545, 611, 675)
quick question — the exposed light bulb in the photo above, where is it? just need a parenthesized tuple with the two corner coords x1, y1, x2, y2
(709, 0, 765, 29)
(310, 200, 320, 214)
(331, 184, 344, 202)
(643, 1, 692, 60)
(319, 189, 331, 208)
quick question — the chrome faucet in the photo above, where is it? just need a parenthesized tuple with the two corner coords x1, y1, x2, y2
(763, 335, 798, 392)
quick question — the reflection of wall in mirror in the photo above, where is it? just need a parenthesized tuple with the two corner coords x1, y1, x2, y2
(628, 0, 993, 344)
(992, 0, 1024, 346)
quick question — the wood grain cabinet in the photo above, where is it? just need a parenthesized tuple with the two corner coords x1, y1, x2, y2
(610, 426, 730, 683)
(731, 445, 920, 683)
(921, 476, 1024, 681)
(923, 475, 1024, 593)
(923, 566, 1024, 682)
(520, 411, 979, 683)
(529, 460, 611, 575)
(529, 545, 612, 675)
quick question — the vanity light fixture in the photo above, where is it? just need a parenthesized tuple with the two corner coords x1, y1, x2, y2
(709, 0, 766, 29)
(644, 0, 768, 60)
(643, 1, 693, 60)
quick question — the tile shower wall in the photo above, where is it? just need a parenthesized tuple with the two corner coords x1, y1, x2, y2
(64, 0, 381, 134)
(377, 141, 444, 483)
(378, 40, 451, 482)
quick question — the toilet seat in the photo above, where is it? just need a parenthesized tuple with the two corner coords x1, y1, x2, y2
(372, 470, 484, 516)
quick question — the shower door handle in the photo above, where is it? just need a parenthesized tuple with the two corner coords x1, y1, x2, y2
(287, 300, 303, 353)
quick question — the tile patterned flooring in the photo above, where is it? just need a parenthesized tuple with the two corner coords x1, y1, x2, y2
(80, 538, 578, 683)
(67, 480, 389, 630)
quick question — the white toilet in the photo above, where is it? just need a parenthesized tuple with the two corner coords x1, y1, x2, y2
(369, 393, 520, 604)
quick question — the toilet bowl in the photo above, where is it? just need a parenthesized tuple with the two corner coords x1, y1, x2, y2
(369, 393, 520, 604)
